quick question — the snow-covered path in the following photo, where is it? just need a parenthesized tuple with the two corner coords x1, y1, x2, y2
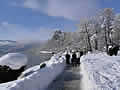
(64, 66, 81, 90)
(47, 65, 81, 90)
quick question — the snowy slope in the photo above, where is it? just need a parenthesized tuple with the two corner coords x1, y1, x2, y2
(0, 52, 65, 90)
(0, 53, 28, 69)
(81, 53, 120, 90)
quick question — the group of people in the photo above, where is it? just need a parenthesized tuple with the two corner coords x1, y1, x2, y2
(65, 50, 83, 67)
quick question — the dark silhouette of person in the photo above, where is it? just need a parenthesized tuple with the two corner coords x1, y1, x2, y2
(113, 45, 119, 56)
(65, 52, 70, 64)
(80, 51, 84, 57)
(108, 46, 113, 56)
(71, 52, 77, 66)
(108, 45, 119, 56)
(76, 51, 84, 65)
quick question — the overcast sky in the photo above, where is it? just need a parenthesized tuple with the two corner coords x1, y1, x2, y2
(0, 0, 120, 41)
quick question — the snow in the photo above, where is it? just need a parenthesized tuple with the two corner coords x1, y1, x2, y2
(90, 34, 97, 41)
(18, 65, 40, 79)
(0, 52, 65, 90)
(101, 23, 105, 28)
(0, 53, 28, 69)
(81, 52, 120, 90)
(40, 51, 53, 54)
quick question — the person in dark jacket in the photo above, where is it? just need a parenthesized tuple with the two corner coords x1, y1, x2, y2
(108, 46, 113, 56)
(71, 52, 77, 67)
(65, 52, 70, 64)
(80, 51, 84, 57)
(108, 45, 119, 56)
(113, 45, 119, 56)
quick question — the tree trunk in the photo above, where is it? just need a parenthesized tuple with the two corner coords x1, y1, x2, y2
(105, 27, 109, 53)
(85, 25, 92, 52)
(95, 30, 98, 50)
(87, 34, 92, 51)
(95, 39, 98, 50)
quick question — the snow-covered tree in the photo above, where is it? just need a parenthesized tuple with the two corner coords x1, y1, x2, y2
(52, 30, 64, 41)
(78, 18, 93, 52)
(42, 8, 120, 54)
(90, 16, 102, 50)
(112, 14, 120, 45)
(100, 8, 115, 53)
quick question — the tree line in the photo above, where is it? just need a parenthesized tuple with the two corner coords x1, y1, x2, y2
(46, 8, 120, 54)
(77, 8, 120, 53)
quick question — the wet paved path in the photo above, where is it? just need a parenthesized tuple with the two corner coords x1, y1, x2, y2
(47, 65, 81, 90)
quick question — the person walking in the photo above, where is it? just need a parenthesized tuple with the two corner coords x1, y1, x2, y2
(65, 52, 70, 65)
(76, 51, 80, 66)
(71, 52, 77, 67)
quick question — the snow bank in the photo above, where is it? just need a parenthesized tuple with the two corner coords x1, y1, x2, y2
(80, 63, 94, 90)
(40, 51, 53, 54)
(0, 53, 28, 69)
(0, 52, 65, 90)
(81, 53, 120, 90)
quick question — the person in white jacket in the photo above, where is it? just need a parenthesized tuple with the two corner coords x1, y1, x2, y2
(76, 51, 80, 65)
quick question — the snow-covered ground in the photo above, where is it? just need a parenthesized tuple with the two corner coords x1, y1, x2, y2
(0, 52, 65, 90)
(81, 52, 120, 90)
